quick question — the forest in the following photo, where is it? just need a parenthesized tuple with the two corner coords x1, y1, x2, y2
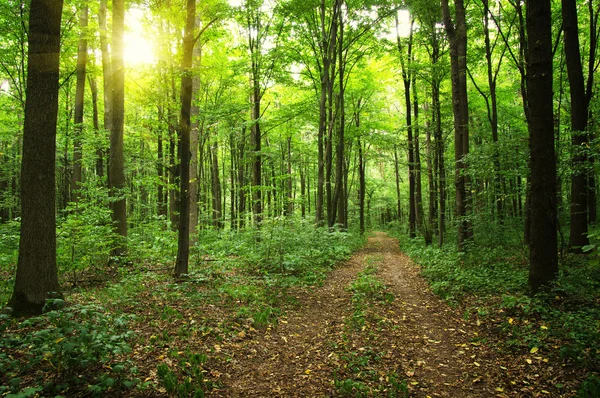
(1, 0, 600, 396)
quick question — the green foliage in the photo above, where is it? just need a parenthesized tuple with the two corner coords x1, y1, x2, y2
(157, 351, 213, 397)
(0, 302, 138, 396)
(333, 347, 408, 397)
(391, 230, 600, 369)
(578, 374, 600, 398)
(0, 220, 19, 303)
(57, 185, 118, 283)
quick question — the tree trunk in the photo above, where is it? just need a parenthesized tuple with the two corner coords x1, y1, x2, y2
(286, 136, 293, 216)
(88, 76, 104, 178)
(189, 44, 201, 245)
(109, 0, 127, 255)
(442, 0, 470, 250)
(393, 145, 402, 223)
(359, 139, 366, 235)
(398, 17, 416, 238)
(72, 5, 88, 201)
(99, 0, 112, 138)
(526, 0, 558, 291)
(563, 0, 590, 250)
(174, 0, 195, 277)
(10, 0, 64, 316)
(211, 142, 222, 228)
(333, 8, 346, 228)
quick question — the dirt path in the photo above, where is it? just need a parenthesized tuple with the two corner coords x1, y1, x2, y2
(206, 232, 520, 397)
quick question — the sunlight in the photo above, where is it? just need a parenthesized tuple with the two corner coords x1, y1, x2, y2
(396, 9, 411, 38)
(124, 7, 155, 66)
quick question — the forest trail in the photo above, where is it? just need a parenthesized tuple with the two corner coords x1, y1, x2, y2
(209, 232, 512, 397)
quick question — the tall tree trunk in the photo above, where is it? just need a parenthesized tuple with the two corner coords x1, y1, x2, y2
(426, 114, 437, 237)
(526, 0, 558, 291)
(72, 5, 88, 201)
(211, 142, 222, 228)
(174, 0, 195, 277)
(109, 0, 127, 255)
(333, 8, 346, 228)
(88, 76, 104, 178)
(238, 127, 247, 229)
(189, 44, 201, 245)
(286, 136, 293, 216)
(398, 17, 416, 238)
(413, 77, 430, 244)
(10, 0, 64, 316)
(442, 0, 470, 250)
(563, 0, 590, 250)
(393, 145, 402, 223)
(157, 108, 167, 217)
(99, 0, 112, 136)
(482, 0, 503, 221)
(359, 138, 366, 235)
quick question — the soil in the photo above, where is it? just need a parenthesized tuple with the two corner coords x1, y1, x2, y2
(203, 232, 579, 397)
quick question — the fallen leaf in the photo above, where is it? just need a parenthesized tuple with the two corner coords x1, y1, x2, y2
(530, 347, 539, 354)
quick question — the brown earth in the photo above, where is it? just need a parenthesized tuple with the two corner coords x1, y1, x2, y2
(204, 232, 578, 397)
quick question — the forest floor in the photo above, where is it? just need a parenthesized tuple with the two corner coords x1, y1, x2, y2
(187, 232, 578, 397)
(4, 231, 583, 397)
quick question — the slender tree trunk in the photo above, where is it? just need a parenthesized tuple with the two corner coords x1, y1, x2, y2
(442, 0, 470, 250)
(174, 0, 195, 277)
(563, 0, 590, 250)
(99, 0, 112, 136)
(10, 0, 64, 316)
(286, 136, 293, 216)
(157, 108, 167, 218)
(189, 44, 201, 245)
(109, 0, 127, 255)
(397, 16, 416, 238)
(72, 5, 88, 201)
(88, 76, 103, 178)
(211, 142, 222, 228)
(482, 0, 503, 221)
(238, 127, 247, 229)
(333, 9, 345, 228)
(358, 138, 365, 235)
(526, 0, 558, 291)
(393, 145, 402, 223)
(426, 115, 437, 237)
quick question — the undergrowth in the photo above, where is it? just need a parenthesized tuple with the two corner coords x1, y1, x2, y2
(1, 219, 364, 395)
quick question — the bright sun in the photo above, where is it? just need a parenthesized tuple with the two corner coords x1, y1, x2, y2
(124, 7, 155, 66)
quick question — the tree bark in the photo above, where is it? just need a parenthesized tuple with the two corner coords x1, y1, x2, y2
(72, 5, 88, 201)
(88, 76, 104, 178)
(190, 44, 201, 245)
(109, 0, 127, 255)
(175, 0, 195, 277)
(526, 0, 558, 291)
(99, 0, 112, 136)
(442, 0, 470, 250)
(398, 16, 416, 238)
(563, 0, 590, 250)
(10, 0, 64, 316)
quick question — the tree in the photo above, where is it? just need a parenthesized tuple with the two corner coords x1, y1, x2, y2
(441, 0, 470, 250)
(110, 0, 127, 255)
(72, 5, 88, 202)
(563, 0, 591, 251)
(175, 0, 196, 277)
(526, 0, 558, 291)
(9, 0, 64, 316)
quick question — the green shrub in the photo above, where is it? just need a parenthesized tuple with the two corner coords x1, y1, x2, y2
(0, 301, 138, 396)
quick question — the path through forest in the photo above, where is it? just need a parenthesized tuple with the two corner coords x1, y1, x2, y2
(208, 232, 523, 397)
